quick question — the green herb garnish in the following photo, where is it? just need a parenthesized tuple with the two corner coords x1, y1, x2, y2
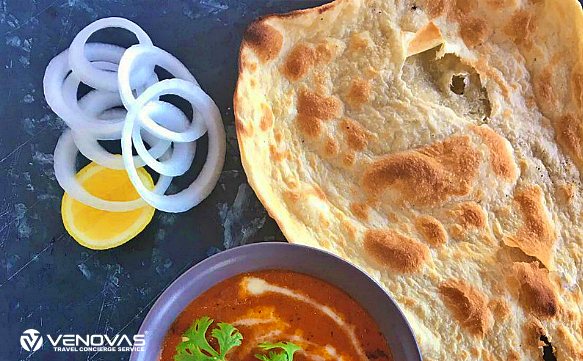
(174, 316, 243, 361)
(254, 341, 301, 361)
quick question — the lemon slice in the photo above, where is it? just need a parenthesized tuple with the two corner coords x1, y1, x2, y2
(61, 161, 155, 250)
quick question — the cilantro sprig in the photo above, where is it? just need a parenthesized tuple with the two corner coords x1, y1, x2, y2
(173, 317, 301, 361)
(254, 341, 301, 361)
(174, 316, 243, 361)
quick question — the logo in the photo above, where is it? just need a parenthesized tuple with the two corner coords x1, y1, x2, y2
(19, 328, 145, 353)
(20, 329, 43, 352)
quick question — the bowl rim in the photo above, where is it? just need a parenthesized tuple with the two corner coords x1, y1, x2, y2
(130, 242, 422, 361)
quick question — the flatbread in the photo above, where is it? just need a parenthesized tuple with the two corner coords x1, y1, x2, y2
(234, 0, 583, 359)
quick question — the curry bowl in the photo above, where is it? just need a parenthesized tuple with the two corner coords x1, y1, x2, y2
(130, 242, 422, 361)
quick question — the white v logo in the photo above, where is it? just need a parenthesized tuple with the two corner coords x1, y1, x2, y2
(20, 329, 43, 352)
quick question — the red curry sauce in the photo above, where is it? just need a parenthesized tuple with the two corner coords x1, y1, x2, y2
(160, 270, 392, 360)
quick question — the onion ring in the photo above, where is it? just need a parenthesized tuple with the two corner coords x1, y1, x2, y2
(118, 44, 199, 106)
(77, 88, 125, 120)
(121, 79, 225, 212)
(61, 70, 125, 139)
(72, 100, 182, 170)
(76, 62, 123, 115)
(44, 43, 129, 140)
(118, 44, 206, 143)
(54, 129, 173, 212)
(59, 59, 159, 140)
(69, 17, 153, 92)
(132, 101, 196, 177)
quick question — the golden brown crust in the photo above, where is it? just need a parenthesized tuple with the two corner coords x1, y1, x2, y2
(340, 118, 368, 151)
(407, 22, 443, 56)
(415, 215, 447, 246)
(555, 114, 583, 167)
(324, 137, 340, 156)
(363, 229, 429, 273)
(345, 78, 371, 109)
(296, 114, 322, 138)
(522, 317, 547, 350)
(315, 42, 336, 63)
(348, 32, 373, 53)
(488, 298, 510, 320)
(556, 183, 576, 204)
(450, 202, 486, 230)
(425, 0, 449, 18)
(439, 279, 491, 337)
(282, 43, 317, 81)
(259, 104, 274, 131)
(362, 135, 480, 206)
(503, 186, 556, 269)
(570, 67, 583, 110)
(350, 202, 370, 221)
(342, 152, 356, 166)
(507, 350, 520, 361)
(297, 88, 342, 120)
(512, 262, 558, 318)
(235, 115, 251, 137)
(424, 0, 490, 47)
(295, 88, 343, 138)
(459, 17, 490, 48)
(269, 144, 289, 162)
(505, 10, 535, 47)
(533, 68, 557, 111)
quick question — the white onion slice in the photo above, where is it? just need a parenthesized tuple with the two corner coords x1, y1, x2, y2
(69, 17, 153, 92)
(118, 44, 199, 106)
(77, 88, 125, 120)
(75, 61, 123, 120)
(72, 100, 191, 170)
(78, 85, 126, 124)
(118, 44, 206, 143)
(62, 71, 125, 139)
(44, 43, 128, 140)
(122, 79, 225, 212)
(132, 102, 196, 176)
(59, 59, 159, 140)
(54, 129, 173, 212)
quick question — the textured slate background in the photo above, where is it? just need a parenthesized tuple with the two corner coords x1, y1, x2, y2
(0, 1, 328, 360)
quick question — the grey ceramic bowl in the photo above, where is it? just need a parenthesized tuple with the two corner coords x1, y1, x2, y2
(130, 242, 421, 361)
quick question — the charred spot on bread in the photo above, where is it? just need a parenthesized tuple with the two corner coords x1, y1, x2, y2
(243, 21, 283, 63)
(512, 262, 558, 318)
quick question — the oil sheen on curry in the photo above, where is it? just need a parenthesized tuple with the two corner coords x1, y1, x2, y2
(161, 270, 392, 360)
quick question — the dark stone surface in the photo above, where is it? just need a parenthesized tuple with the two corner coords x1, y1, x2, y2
(0, 1, 328, 360)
